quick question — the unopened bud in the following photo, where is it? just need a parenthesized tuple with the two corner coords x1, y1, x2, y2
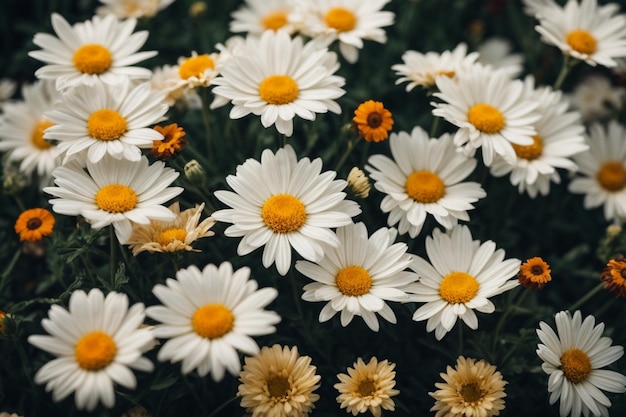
(347, 167, 371, 198)
(184, 159, 206, 187)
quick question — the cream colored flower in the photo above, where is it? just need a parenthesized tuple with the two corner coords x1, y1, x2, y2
(96, 0, 175, 19)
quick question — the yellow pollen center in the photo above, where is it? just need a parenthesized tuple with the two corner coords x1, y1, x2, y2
(560, 348, 592, 384)
(566, 30, 597, 55)
(467, 103, 506, 134)
(74, 331, 117, 371)
(267, 375, 291, 398)
(261, 194, 306, 233)
(513, 135, 543, 160)
(325, 7, 357, 32)
(95, 184, 138, 213)
(155, 228, 187, 246)
(437, 70, 456, 78)
(73, 44, 113, 75)
(178, 55, 215, 80)
(335, 265, 372, 296)
(439, 271, 479, 304)
(192, 304, 234, 339)
(31, 119, 54, 150)
(460, 382, 483, 403)
(597, 161, 626, 192)
(405, 171, 445, 203)
(356, 379, 376, 397)
(261, 10, 288, 30)
(258, 75, 299, 105)
(87, 109, 127, 141)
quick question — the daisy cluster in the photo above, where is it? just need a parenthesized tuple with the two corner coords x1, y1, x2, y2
(1, 0, 626, 416)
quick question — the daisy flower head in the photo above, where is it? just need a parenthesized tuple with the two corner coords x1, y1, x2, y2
(127, 202, 215, 255)
(238, 344, 321, 417)
(430, 356, 507, 417)
(96, 0, 175, 19)
(29, 13, 157, 90)
(211, 30, 345, 137)
(43, 154, 182, 244)
(28, 289, 155, 411)
(568, 74, 625, 122)
(149, 64, 202, 109)
(536, 310, 626, 417)
(534, 0, 626, 68)
(297, 222, 418, 331)
(293, 0, 394, 64)
(43, 78, 168, 164)
(150, 123, 187, 159)
(477, 37, 524, 79)
(146, 262, 280, 381)
(14, 208, 55, 242)
(410, 225, 521, 340)
(334, 357, 400, 417)
(432, 64, 540, 166)
(600, 258, 626, 298)
(569, 120, 626, 221)
(365, 126, 486, 238)
(212, 145, 361, 276)
(0, 80, 61, 180)
(172, 51, 224, 91)
(518, 256, 552, 290)
(230, 0, 299, 35)
(352, 100, 393, 142)
(0, 78, 16, 106)
(392, 43, 480, 91)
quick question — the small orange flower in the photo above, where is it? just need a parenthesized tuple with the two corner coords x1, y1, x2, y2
(518, 257, 551, 290)
(14, 208, 55, 242)
(353, 100, 394, 142)
(151, 123, 187, 159)
(0, 310, 5, 334)
(600, 258, 626, 298)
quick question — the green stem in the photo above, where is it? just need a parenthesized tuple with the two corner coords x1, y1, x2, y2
(568, 283, 605, 312)
(109, 227, 117, 289)
(334, 137, 357, 172)
(553, 55, 576, 90)
(429, 115, 441, 138)
(0, 248, 21, 292)
(206, 396, 239, 417)
(491, 288, 529, 355)
(200, 87, 214, 165)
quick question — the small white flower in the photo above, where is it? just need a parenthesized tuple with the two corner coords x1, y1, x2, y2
(568, 74, 625, 122)
(96, 0, 175, 19)
(230, 0, 299, 35)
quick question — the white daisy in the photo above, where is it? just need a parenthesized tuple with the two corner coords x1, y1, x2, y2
(569, 120, 626, 221)
(146, 262, 280, 381)
(293, 0, 394, 64)
(150, 64, 201, 109)
(568, 74, 625, 122)
(296, 222, 419, 331)
(212, 145, 361, 276)
(410, 225, 521, 340)
(522, 0, 560, 18)
(96, 0, 175, 19)
(534, 0, 626, 68)
(166, 50, 227, 97)
(489, 77, 588, 198)
(43, 154, 183, 243)
(536, 310, 626, 417)
(230, 0, 299, 35)
(211, 30, 345, 137)
(432, 64, 540, 166)
(0, 80, 61, 180)
(477, 37, 524, 79)
(28, 289, 155, 411)
(365, 126, 486, 238)
(43, 78, 168, 164)
(392, 43, 480, 91)
(29, 13, 157, 90)
(0, 78, 16, 107)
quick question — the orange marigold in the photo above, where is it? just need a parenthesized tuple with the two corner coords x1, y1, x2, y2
(151, 123, 187, 159)
(600, 258, 626, 298)
(14, 208, 55, 242)
(353, 100, 394, 142)
(517, 257, 551, 290)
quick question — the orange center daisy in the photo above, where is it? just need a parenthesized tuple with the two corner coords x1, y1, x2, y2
(261, 194, 306, 233)
(597, 161, 626, 191)
(566, 29, 597, 55)
(560, 348, 592, 384)
(31, 119, 54, 150)
(259, 75, 299, 105)
(325, 7, 357, 32)
(512, 135, 543, 160)
(261, 10, 289, 30)
(75, 331, 117, 371)
(439, 272, 479, 304)
(192, 304, 234, 339)
(405, 171, 445, 203)
(335, 265, 372, 296)
(467, 103, 505, 134)
(87, 109, 127, 141)
(73, 44, 113, 75)
(179, 55, 215, 80)
(95, 184, 138, 213)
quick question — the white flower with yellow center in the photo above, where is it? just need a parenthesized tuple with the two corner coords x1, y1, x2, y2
(146, 262, 280, 381)
(43, 155, 182, 243)
(29, 13, 157, 90)
(28, 289, 155, 412)
(212, 145, 361, 276)
(43, 78, 168, 164)
(410, 225, 521, 340)
(569, 121, 626, 221)
(96, 0, 175, 19)
(230, 0, 299, 35)
(432, 65, 540, 166)
(0, 80, 61, 180)
(296, 222, 419, 331)
(536, 310, 626, 417)
(534, 0, 626, 67)
(211, 30, 345, 137)
(171, 50, 223, 91)
(366, 126, 486, 238)
(294, 0, 394, 64)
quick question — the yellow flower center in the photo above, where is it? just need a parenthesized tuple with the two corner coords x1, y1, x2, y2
(73, 44, 113, 75)
(325, 7, 357, 32)
(560, 348, 592, 384)
(155, 228, 187, 246)
(513, 135, 543, 160)
(267, 374, 291, 398)
(261, 10, 288, 30)
(405, 171, 445, 203)
(437, 70, 456, 78)
(467, 103, 506, 134)
(258, 75, 299, 105)
(460, 382, 483, 403)
(335, 265, 372, 296)
(95, 184, 138, 213)
(31, 119, 54, 150)
(356, 379, 376, 397)
(178, 55, 215, 80)
(566, 29, 597, 55)
(87, 109, 127, 141)
(261, 194, 306, 233)
(192, 304, 234, 339)
(597, 161, 626, 192)
(439, 271, 479, 304)
(74, 331, 117, 371)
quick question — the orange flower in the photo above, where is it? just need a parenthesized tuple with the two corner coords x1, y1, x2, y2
(353, 100, 393, 142)
(517, 257, 551, 290)
(600, 258, 626, 298)
(151, 123, 187, 159)
(14, 208, 55, 242)
(0, 310, 5, 334)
